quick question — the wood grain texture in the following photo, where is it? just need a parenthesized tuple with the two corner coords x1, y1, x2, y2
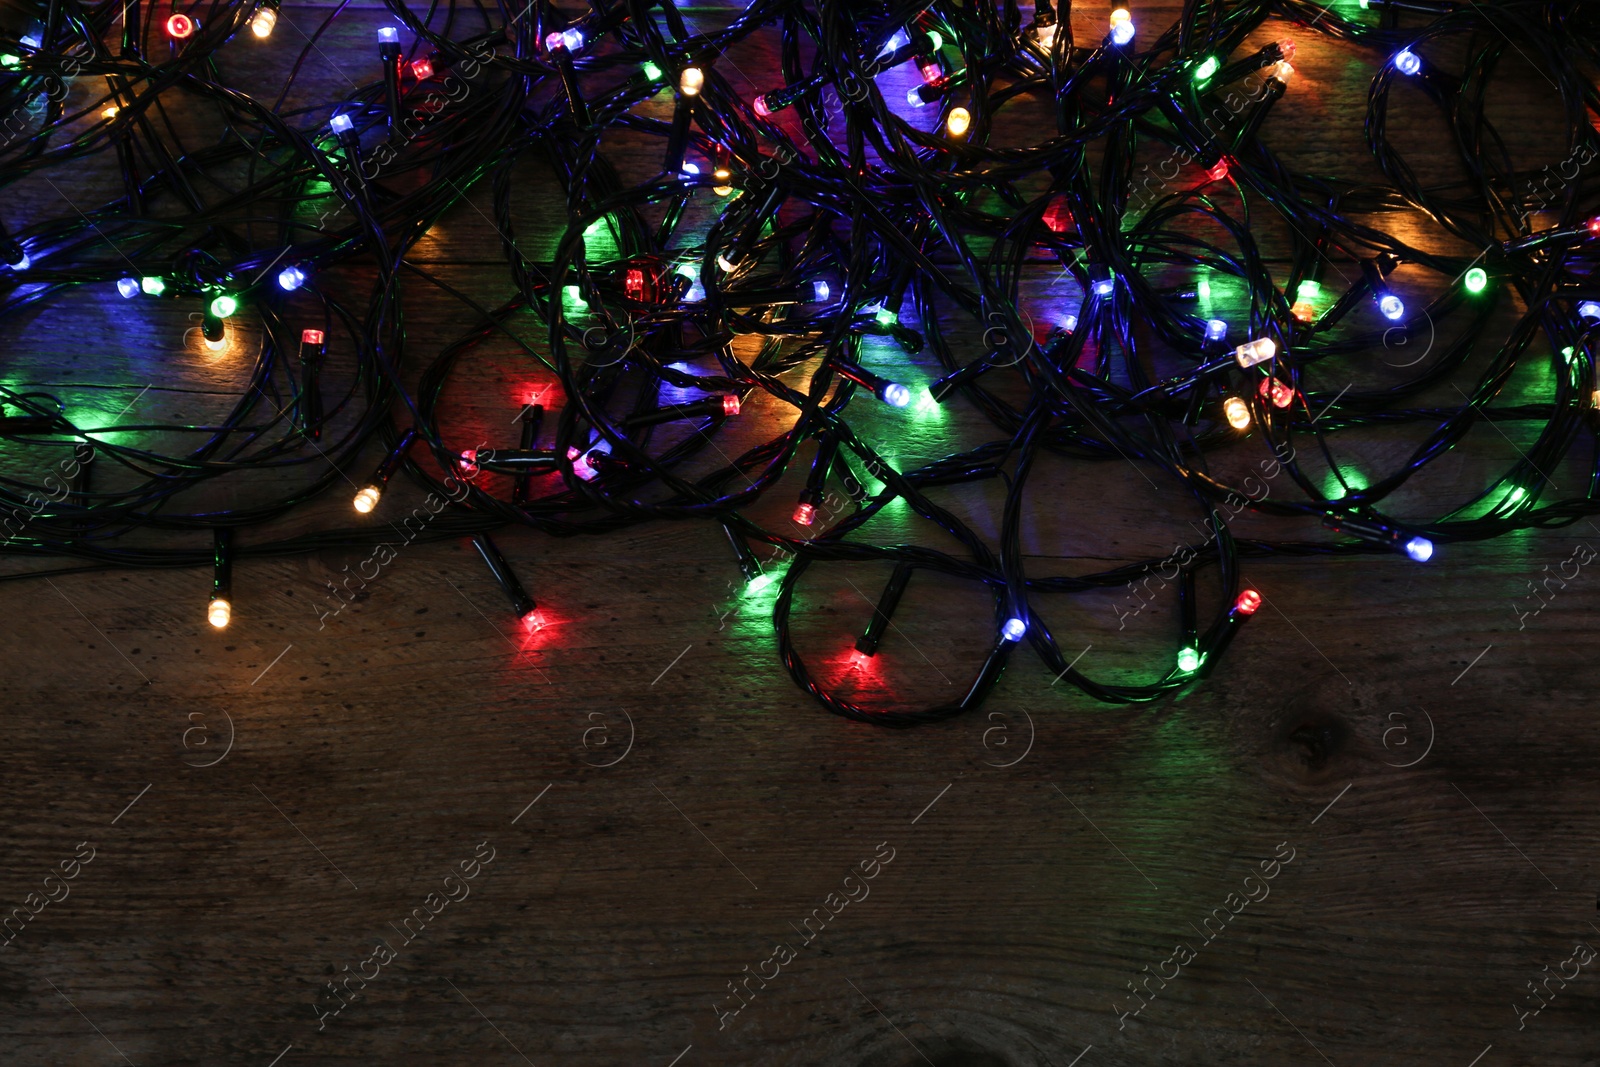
(1, 2, 1598, 1066)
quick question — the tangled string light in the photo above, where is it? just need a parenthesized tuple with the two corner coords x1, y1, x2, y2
(1, 0, 1596, 726)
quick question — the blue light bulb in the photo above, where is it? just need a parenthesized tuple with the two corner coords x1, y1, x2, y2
(811, 280, 830, 302)
(879, 29, 910, 57)
(1111, 21, 1135, 46)
(881, 383, 911, 407)
(8, 252, 29, 271)
(377, 26, 399, 44)
(1205, 319, 1228, 341)
(329, 113, 354, 135)
(278, 265, 306, 291)
(1404, 536, 1433, 563)
(1394, 49, 1422, 76)
(905, 87, 926, 108)
(561, 28, 584, 51)
(117, 277, 140, 298)
(1001, 618, 1026, 642)
(1579, 300, 1600, 320)
(1378, 293, 1405, 320)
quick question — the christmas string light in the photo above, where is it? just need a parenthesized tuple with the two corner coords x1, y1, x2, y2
(0, 0, 1592, 730)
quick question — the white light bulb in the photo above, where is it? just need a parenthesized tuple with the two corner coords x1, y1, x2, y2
(208, 597, 231, 628)
(353, 485, 381, 513)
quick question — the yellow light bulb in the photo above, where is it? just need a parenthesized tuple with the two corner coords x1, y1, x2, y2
(250, 8, 276, 37)
(712, 168, 732, 196)
(102, 105, 119, 119)
(946, 107, 971, 138)
(1109, 8, 1131, 25)
(208, 597, 231, 629)
(678, 66, 704, 96)
(1223, 397, 1251, 430)
(1291, 300, 1315, 323)
(1272, 60, 1294, 83)
(353, 485, 381, 513)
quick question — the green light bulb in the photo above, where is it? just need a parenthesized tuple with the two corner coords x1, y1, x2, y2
(1197, 279, 1211, 300)
(141, 276, 165, 296)
(209, 294, 238, 318)
(1297, 280, 1322, 300)
(1508, 487, 1526, 504)
(1194, 57, 1219, 83)
(925, 30, 943, 51)
(745, 572, 778, 595)
(1464, 267, 1487, 293)
(1177, 647, 1201, 673)
(875, 307, 897, 327)
(642, 61, 662, 81)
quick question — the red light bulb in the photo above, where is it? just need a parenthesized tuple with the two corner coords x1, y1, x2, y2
(1235, 589, 1262, 615)
(1588, 216, 1600, 236)
(1205, 160, 1230, 182)
(301, 329, 325, 345)
(166, 13, 195, 37)
(411, 57, 434, 80)
(918, 60, 942, 85)
(752, 94, 771, 118)
(1043, 199, 1074, 234)
(793, 502, 816, 526)
(1258, 377, 1294, 408)
(459, 449, 478, 474)
(721, 394, 741, 416)
(624, 268, 646, 302)
(520, 609, 541, 631)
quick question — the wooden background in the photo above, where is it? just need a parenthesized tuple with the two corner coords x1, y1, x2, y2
(1, 1, 1598, 1064)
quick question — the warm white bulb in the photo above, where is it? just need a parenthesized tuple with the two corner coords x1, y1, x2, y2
(208, 597, 231, 628)
(205, 334, 226, 351)
(250, 8, 276, 37)
(946, 107, 971, 138)
(678, 66, 704, 96)
(353, 485, 381, 513)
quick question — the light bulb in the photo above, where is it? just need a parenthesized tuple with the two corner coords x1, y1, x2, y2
(1205, 318, 1227, 341)
(166, 13, 195, 38)
(945, 107, 971, 138)
(1291, 301, 1315, 323)
(721, 394, 741, 416)
(329, 113, 354, 135)
(411, 57, 433, 79)
(1297, 280, 1321, 300)
(752, 93, 772, 118)
(561, 28, 583, 50)
(1177, 647, 1201, 672)
(1223, 397, 1251, 430)
(210, 294, 238, 318)
(680, 162, 700, 177)
(678, 66, 704, 96)
(880, 383, 912, 408)
(1110, 9, 1135, 46)
(302, 329, 325, 345)
(906, 86, 926, 108)
(1001, 617, 1026, 641)
(205, 331, 226, 351)
(926, 30, 943, 50)
(1234, 589, 1262, 615)
(8, 252, 29, 271)
(793, 502, 816, 525)
(1579, 300, 1600, 320)
(642, 61, 662, 82)
(880, 29, 911, 56)
(1204, 160, 1230, 182)
(208, 597, 231, 628)
(1271, 61, 1294, 82)
(712, 168, 732, 195)
(1378, 293, 1405, 321)
(377, 26, 399, 44)
(1260, 378, 1294, 408)
(1404, 536, 1433, 562)
(1194, 56, 1219, 82)
(1034, 23, 1057, 48)
(811, 280, 830, 302)
(715, 252, 738, 272)
(1394, 49, 1422, 76)
(141, 276, 165, 295)
(353, 485, 381, 513)
(117, 277, 140, 299)
(278, 265, 305, 291)
(102, 105, 119, 120)
(1464, 267, 1488, 293)
(1233, 337, 1277, 367)
(1198, 278, 1212, 300)
(250, 7, 276, 37)
(1091, 273, 1115, 297)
